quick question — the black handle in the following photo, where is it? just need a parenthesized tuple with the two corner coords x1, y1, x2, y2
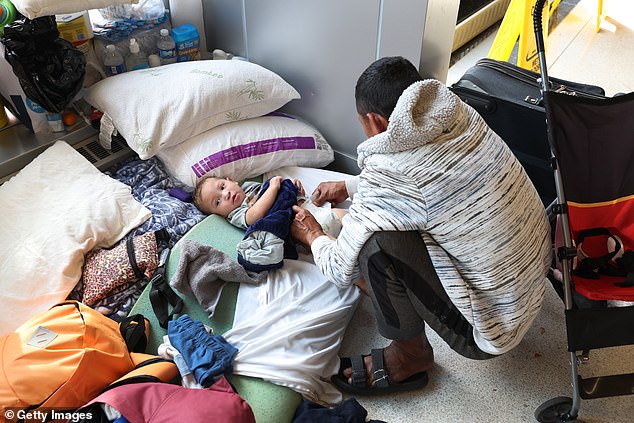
(533, 0, 547, 56)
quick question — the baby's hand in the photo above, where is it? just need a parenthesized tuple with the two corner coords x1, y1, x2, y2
(269, 176, 283, 190)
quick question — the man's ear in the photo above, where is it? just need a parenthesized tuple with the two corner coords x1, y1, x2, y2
(366, 112, 388, 136)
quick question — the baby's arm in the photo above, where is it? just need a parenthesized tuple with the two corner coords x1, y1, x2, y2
(245, 176, 283, 225)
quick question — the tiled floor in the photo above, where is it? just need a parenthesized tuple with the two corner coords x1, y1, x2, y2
(339, 1, 634, 422)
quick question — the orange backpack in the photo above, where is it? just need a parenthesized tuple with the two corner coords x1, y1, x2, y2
(0, 301, 177, 416)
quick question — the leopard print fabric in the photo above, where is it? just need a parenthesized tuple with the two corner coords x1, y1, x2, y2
(82, 232, 159, 306)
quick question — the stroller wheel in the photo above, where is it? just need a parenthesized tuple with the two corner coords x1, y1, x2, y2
(535, 396, 577, 422)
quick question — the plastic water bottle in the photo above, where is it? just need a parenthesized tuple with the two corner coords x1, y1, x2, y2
(46, 112, 64, 132)
(157, 28, 177, 65)
(103, 44, 126, 76)
(125, 38, 150, 71)
(148, 54, 161, 68)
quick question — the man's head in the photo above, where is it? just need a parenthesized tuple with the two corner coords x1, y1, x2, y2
(355, 56, 423, 137)
(193, 176, 246, 217)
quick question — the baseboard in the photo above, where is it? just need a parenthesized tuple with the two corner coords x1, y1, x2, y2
(325, 150, 360, 175)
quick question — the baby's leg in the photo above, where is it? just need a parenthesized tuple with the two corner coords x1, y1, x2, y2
(331, 207, 348, 220)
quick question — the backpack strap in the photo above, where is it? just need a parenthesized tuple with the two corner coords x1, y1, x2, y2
(149, 248, 184, 329)
(126, 236, 145, 280)
(120, 314, 149, 353)
(106, 353, 180, 390)
(126, 228, 171, 281)
(154, 228, 171, 244)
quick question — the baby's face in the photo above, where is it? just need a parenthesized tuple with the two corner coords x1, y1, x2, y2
(199, 177, 246, 217)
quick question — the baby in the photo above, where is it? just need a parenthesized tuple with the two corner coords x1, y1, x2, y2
(193, 175, 346, 237)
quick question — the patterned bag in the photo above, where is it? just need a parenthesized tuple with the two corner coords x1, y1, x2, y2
(82, 232, 159, 306)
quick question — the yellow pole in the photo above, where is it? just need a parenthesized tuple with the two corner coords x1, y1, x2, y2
(489, 0, 550, 71)
(596, 0, 604, 32)
(517, 0, 548, 71)
(488, 0, 524, 61)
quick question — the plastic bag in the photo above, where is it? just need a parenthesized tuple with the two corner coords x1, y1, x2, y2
(0, 43, 49, 132)
(1, 16, 85, 113)
(97, 0, 165, 21)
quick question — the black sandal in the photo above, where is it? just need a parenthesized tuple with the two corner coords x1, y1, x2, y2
(331, 348, 429, 395)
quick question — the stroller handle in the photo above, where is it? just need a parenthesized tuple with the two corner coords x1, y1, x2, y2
(533, 0, 547, 56)
(533, 0, 550, 93)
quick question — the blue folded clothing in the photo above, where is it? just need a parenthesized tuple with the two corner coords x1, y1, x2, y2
(168, 314, 238, 387)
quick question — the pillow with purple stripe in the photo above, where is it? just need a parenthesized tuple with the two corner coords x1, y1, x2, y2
(156, 113, 334, 188)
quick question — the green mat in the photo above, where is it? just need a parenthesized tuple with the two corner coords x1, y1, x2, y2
(129, 214, 302, 423)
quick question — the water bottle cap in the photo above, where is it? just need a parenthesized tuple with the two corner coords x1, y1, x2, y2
(129, 38, 140, 54)
(106, 44, 115, 52)
(160, 28, 169, 36)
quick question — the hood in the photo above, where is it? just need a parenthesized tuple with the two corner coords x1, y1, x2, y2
(357, 79, 467, 168)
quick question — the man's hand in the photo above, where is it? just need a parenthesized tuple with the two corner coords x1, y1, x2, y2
(311, 181, 348, 207)
(291, 205, 328, 247)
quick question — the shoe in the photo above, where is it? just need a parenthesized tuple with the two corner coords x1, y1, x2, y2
(331, 348, 429, 395)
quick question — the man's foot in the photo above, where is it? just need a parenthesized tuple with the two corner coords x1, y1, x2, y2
(332, 333, 434, 395)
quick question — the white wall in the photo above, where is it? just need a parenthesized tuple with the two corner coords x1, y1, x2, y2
(195, 0, 458, 173)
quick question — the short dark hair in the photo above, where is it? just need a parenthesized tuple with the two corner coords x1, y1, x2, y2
(355, 56, 423, 120)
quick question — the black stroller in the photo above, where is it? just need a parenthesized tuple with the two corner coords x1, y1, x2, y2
(532, 0, 634, 421)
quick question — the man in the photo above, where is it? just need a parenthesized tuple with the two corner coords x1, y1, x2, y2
(291, 56, 551, 395)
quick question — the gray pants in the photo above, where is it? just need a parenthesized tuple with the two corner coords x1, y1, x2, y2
(359, 231, 494, 360)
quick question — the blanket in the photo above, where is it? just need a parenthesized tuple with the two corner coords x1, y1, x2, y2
(228, 256, 361, 405)
(106, 157, 207, 250)
(171, 240, 266, 318)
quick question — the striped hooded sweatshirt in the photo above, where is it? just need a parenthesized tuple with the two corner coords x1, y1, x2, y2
(311, 79, 551, 354)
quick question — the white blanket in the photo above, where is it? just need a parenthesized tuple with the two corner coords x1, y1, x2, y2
(228, 258, 359, 405)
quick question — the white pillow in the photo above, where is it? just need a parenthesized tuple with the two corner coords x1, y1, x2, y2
(84, 60, 300, 159)
(157, 114, 334, 188)
(11, 0, 139, 19)
(0, 141, 151, 336)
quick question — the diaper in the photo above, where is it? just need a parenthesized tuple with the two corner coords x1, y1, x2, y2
(301, 200, 343, 238)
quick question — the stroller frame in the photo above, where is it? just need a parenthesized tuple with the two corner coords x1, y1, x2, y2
(533, 0, 634, 421)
